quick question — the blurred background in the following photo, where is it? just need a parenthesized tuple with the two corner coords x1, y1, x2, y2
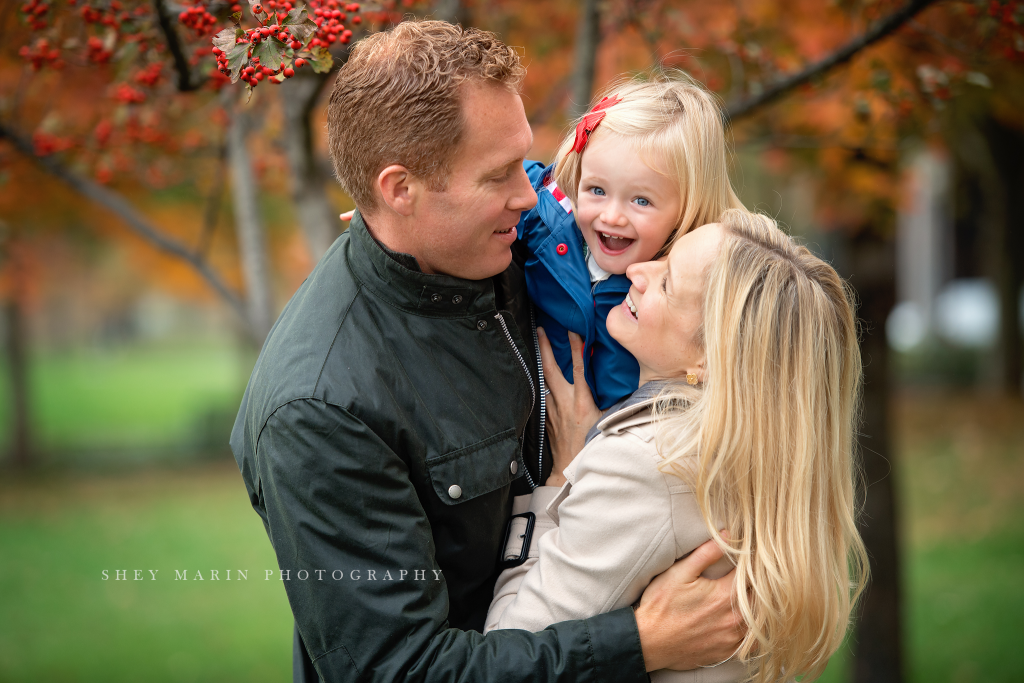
(1, 0, 1022, 681)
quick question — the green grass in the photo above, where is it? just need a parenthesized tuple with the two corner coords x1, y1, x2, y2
(906, 523, 1024, 683)
(0, 346, 1021, 682)
(0, 463, 293, 683)
(0, 342, 252, 463)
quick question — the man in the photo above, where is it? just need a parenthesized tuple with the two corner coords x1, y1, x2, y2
(231, 20, 742, 683)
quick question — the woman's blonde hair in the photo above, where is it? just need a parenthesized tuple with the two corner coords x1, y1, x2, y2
(553, 71, 743, 256)
(654, 209, 870, 683)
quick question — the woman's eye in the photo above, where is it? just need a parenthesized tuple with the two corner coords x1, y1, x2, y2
(634, 197, 650, 207)
(661, 274, 668, 292)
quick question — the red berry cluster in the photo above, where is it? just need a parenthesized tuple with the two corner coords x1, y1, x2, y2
(987, 0, 1022, 25)
(310, 1, 360, 46)
(18, 38, 63, 70)
(79, 0, 130, 28)
(19, 0, 50, 31)
(133, 63, 163, 87)
(212, 0, 373, 91)
(113, 83, 147, 104)
(178, 3, 218, 37)
(32, 131, 74, 157)
(86, 35, 114, 64)
(94, 119, 114, 146)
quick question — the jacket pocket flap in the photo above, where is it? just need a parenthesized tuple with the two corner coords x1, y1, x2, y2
(426, 429, 523, 505)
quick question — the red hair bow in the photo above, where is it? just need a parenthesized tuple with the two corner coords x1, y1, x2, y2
(569, 95, 622, 156)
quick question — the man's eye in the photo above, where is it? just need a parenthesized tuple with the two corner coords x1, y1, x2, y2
(634, 197, 650, 207)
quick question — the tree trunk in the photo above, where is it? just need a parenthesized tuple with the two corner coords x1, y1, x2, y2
(3, 297, 32, 470)
(983, 119, 1024, 395)
(844, 230, 904, 683)
(568, 0, 601, 120)
(0, 223, 32, 469)
(952, 117, 1021, 394)
(226, 95, 274, 344)
(280, 69, 337, 263)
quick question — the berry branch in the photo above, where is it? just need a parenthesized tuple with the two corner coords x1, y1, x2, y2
(153, 0, 205, 91)
(0, 121, 247, 321)
(725, 0, 943, 122)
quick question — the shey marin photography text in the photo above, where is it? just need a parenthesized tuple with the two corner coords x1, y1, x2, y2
(100, 568, 445, 581)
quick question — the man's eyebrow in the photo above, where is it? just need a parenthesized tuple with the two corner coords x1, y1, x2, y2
(485, 155, 524, 177)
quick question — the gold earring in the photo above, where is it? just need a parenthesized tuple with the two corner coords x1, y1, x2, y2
(686, 373, 698, 386)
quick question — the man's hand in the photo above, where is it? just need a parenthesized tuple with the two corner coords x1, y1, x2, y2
(634, 536, 745, 672)
(538, 327, 602, 487)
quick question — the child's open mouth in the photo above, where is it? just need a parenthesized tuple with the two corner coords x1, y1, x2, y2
(598, 231, 634, 254)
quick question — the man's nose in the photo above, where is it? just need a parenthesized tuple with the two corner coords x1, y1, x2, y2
(510, 165, 538, 212)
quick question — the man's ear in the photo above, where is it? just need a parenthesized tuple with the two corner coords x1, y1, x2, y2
(377, 164, 420, 217)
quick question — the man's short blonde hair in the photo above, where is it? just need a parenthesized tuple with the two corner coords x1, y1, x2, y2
(327, 20, 526, 212)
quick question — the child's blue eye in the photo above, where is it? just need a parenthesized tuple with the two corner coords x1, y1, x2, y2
(634, 197, 650, 207)
(591, 187, 605, 196)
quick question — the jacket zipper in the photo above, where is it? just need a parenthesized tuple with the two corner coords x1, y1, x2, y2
(531, 307, 546, 491)
(494, 311, 539, 490)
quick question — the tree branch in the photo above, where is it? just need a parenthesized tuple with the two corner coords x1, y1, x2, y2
(153, 0, 203, 92)
(0, 122, 246, 320)
(725, 0, 942, 122)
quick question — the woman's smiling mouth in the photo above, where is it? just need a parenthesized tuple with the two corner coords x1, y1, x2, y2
(623, 293, 639, 320)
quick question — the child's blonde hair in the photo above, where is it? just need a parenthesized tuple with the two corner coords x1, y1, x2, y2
(553, 71, 743, 256)
(654, 209, 869, 683)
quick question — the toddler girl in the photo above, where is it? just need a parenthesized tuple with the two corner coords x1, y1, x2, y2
(519, 72, 743, 409)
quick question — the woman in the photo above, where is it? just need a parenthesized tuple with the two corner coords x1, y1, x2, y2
(485, 209, 869, 683)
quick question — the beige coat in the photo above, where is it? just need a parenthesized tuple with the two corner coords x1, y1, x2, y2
(485, 395, 745, 683)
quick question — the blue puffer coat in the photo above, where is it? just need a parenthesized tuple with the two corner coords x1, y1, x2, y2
(518, 161, 640, 410)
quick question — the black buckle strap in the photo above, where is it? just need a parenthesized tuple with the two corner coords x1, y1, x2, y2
(498, 512, 536, 569)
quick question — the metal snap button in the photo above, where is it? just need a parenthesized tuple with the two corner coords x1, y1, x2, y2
(477, 320, 488, 330)
(448, 484, 462, 499)
(452, 294, 463, 304)
(556, 243, 568, 255)
(430, 293, 442, 303)
(510, 461, 518, 475)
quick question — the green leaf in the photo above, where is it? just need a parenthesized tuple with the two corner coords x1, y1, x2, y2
(228, 41, 250, 83)
(283, 8, 317, 44)
(308, 46, 333, 74)
(253, 38, 284, 71)
(213, 27, 241, 54)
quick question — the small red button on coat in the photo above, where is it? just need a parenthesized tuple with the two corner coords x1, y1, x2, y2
(556, 243, 568, 255)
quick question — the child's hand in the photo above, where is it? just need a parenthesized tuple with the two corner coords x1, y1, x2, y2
(538, 327, 602, 487)
(339, 210, 354, 222)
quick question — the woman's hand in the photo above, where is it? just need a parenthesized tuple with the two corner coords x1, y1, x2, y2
(539, 327, 602, 487)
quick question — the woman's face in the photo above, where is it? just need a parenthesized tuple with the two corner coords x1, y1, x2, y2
(606, 223, 725, 385)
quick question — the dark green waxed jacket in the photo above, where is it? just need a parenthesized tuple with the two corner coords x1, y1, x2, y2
(230, 212, 648, 683)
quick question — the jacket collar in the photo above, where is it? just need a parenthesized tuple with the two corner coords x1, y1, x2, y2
(348, 210, 498, 317)
(584, 379, 675, 445)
